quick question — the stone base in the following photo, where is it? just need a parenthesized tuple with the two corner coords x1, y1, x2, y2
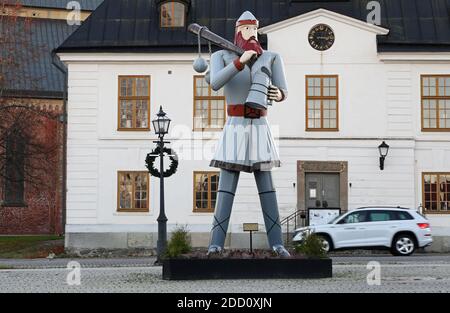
(65, 233, 450, 253)
(65, 231, 272, 251)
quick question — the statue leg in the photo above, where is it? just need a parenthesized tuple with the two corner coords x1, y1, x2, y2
(254, 170, 290, 257)
(208, 169, 240, 254)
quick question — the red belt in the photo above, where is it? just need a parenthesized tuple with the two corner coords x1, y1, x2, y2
(227, 104, 267, 119)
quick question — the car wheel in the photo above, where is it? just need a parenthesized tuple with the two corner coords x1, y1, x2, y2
(391, 234, 416, 256)
(317, 235, 332, 253)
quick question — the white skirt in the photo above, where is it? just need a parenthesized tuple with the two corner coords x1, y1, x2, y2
(210, 116, 281, 173)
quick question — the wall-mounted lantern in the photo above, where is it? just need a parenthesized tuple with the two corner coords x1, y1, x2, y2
(378, 141, 390, 170)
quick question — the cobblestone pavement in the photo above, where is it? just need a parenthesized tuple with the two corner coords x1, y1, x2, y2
(0, 255, 449, 293)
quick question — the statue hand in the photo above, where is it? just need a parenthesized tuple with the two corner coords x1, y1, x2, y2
(268, 85, 283, 102)
(239, 50, 258, 65)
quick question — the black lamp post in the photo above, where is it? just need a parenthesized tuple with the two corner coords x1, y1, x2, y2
(378, 141, 389, 170)
(152, 106, 171, 264)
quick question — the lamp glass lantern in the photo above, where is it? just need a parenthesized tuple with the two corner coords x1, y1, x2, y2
(378, 141, 389, 158)
(152, 106, 171, 137)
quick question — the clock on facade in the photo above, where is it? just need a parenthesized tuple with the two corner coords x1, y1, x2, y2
(308, 24, 335, 51)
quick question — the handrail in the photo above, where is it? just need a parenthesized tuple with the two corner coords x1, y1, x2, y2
(280, 209, 306, 246)
(280, 210, 300, 225)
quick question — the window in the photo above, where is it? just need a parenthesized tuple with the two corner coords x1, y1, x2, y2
(117, 171, 149, 212)
(423, 173, 450, 213)
(3, 133, 25, 206)
(394, 211, 414, 220)
(118, 76, 150, 131)
(193, 75, 226, 131)
(306, 75, 338, 131)
(421, 75, 450, 131)
(368, 211, 391, 222)
(193, 171, 219, 213)
(339, 211, 368, 224)
(160, 1, 186, 28)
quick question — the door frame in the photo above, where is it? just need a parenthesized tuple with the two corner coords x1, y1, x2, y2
(297, 161, 349, 215)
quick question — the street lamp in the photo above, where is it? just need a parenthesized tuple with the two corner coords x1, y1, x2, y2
(152, 106, 171, 138)
(152, 106, 171, 264)
(378, 141, 390, 170)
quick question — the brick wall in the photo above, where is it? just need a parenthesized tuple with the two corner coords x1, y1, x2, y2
(0, 101, 64, 235)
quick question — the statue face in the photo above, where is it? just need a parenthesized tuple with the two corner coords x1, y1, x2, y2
(236, 24, 258, 41)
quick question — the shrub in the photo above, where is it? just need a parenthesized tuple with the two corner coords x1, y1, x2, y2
(164, 226, 192, 258)
(294, 232, 327, 259)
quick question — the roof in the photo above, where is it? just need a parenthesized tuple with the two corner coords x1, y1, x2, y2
(55, 0, 450, 53)
(1, 18, 82, 98)
(20, 0, 104, 11)
(1, 1, 104, 98)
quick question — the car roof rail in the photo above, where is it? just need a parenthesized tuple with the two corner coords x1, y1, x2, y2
(355, 206, 411, 210)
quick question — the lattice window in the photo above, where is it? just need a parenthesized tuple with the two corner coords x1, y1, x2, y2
(306, 75, 338, 131)
(118, 76, 150, 130)
(193, 76, 226, 131)
(422, 75, 450, 131)
(193, 171, 219, 213)
(118, 171, 149, 212)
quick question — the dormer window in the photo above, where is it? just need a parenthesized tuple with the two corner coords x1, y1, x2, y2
(160, 1, 186, 28)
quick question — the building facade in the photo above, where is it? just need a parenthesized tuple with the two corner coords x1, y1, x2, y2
(0, 0, 102, 234)
(56, 0, 450, 252)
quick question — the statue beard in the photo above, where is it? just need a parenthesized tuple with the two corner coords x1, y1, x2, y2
(234, 31, 263, 55)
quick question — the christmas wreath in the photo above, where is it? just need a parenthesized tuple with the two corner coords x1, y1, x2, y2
(145, 146, 179, 178)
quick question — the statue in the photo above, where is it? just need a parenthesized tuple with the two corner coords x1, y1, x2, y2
(189, 11, 290, 257)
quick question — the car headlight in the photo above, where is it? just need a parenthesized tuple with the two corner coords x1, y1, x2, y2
(293, 229, 308, 240)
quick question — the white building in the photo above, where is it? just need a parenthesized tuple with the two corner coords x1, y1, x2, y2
(56, 0, 450, 252)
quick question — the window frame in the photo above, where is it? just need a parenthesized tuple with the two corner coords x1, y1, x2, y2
(193, 75, 227, 132)
(421, 74, 450, 132)
(193, 171, 220, 213)
(159, 1, 186, 29)
(117, 171, 150, 213)
(305, 75, 339, 131)
(117, 75, 151, 132)
(422, 172, 450, 214)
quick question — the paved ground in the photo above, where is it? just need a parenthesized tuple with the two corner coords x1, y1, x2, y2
(0, 255, 449, 293)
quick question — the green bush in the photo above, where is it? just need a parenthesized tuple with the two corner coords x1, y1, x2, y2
(294, 233, 327, 259)
(164, 226, 192, 258)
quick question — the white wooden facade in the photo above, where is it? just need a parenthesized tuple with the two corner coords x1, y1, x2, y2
(59, 10, 450, 251)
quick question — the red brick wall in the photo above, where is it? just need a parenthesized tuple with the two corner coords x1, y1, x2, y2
(0, 104, 63, 235)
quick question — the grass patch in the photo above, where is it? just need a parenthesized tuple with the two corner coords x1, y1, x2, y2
(0, 265, 13, 270)
(0, 235, 64, 259)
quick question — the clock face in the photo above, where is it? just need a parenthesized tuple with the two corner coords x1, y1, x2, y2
(308, 24, 335, 51)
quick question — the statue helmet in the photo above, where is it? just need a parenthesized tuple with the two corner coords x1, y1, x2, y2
(235, 11, 259, 28)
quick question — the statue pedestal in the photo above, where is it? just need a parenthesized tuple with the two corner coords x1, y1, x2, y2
(162, 258, 332, 280)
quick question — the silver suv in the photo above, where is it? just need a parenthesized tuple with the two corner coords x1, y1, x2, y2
(293, 207, 433, 256)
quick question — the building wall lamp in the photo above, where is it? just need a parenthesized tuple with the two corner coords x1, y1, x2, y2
(378, 141, 389, 171)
